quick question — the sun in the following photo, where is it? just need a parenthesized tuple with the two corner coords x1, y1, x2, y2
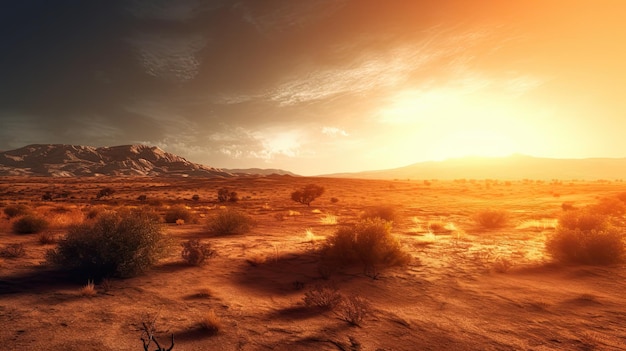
(376, 88, 530, 164)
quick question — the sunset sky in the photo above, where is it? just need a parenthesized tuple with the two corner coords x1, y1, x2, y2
(1, 0, 625, 175)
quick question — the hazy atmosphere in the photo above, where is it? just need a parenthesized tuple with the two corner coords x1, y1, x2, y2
(1, 0, 625, 175)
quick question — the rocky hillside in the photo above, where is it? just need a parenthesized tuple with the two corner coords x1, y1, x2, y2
(0, 144, 233, 177)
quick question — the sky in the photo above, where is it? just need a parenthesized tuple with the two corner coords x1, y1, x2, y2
(1, 0, 625, 175)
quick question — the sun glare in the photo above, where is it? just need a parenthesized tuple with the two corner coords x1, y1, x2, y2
(377, 88, 530, 163)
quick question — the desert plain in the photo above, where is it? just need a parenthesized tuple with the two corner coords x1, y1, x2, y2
(1, 175, 626, 350)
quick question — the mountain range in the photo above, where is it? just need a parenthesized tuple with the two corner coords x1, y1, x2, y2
(325, 154, 626, 180)
(0, 144, 293, 177)
(1, 144, 626, 180)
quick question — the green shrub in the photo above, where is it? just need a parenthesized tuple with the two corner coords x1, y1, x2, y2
(322, 218, 410, 270)
(164, 205, 195, 224)
(181, 239, 215, 266)
(473, 209, 508, 229)
(3, 204, 30, 218)
(46, 209, 169, 278)
(206, 209, 253, 235)
(360, 205, 397, 222)
(546, 209, 625, 265)
(12, 215, 49, 234)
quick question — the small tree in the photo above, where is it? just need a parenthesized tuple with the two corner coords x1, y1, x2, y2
(291, 184, 325, 207)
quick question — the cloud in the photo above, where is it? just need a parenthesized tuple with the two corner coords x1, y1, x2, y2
(322, 127, 349, 137)
(125, 0, 224, 21)
(236, 0, 348, 35)
(128, 33, 208, 81)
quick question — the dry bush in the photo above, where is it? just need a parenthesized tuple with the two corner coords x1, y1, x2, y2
(336, 294, 371, 326)
(291, 184, 325, 206)
(0, 243, 25, 258)
(546, 209, 625, 265)
(561, 202, 576, 211)
(47, 208, 169, 278)
(199, 310, 221, 334)
(3, 204, 30, 219)
(320, 213, 338, 225)
(218, 188, 238, 203)
(37, 231, 56, 245)
(360, 205, 397, 223)
(303, 284, 343, 310)
(590, 197, 626, 217)
(473, 209, 508, 229)
(206, 209, 253, 235)
(181, 239, 215, 266)
(164, 205, 195, 224)
(12, 215, 49, 234)
(322, 218, 411, 271)
(79, 280, 97, 297)
(196, 287, 213, 298)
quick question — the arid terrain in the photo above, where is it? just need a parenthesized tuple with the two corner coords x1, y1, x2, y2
(1, 176, 626, 350)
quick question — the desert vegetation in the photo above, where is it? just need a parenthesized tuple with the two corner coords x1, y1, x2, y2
(2, 176, 626, 349)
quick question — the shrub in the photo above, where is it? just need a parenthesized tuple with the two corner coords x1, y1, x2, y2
(96, 187, 115, 199)
(137, 194, 147, 202)
(37, 231, 57, 245)
(291, 184, 325, 206)
(3, 204, 30, 218)
(181, 239, 215, 266)
(206, 209, 253, 236)
(336, 294, 370, 326)
(78, 280, 97, 297)
(0, 243, 25, 258)
(192, 194, 200, 201)
(473, 209, 508, 229)
(546, 209, 625, 265)
(199, 310, 221, 334)
(12, 215, 49, 234)
(360, 205, 397, 222)
(46, 209, 169, 278)
(322, 218, 410, 271)
(590, 197, 626, 217)
(217, 188, 238, 203)
(164, 205, 195, 224)
(303, 284, 343, 310)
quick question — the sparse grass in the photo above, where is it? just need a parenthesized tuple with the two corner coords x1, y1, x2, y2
(12, 215, 49, 234)
(360, 205, 397, 223)
(196, 287, 213, 298)
(79, 280, 97, 297)
(336, 294, 371, 326)
(320, 213, 338, 225)
(206, 209, 253, 236)
(473, 209, 508, 229)
(199, 310, 221, 334)
(0, 243, 25, 258)
(303, 284, 343, 310)
(37, 231, 56, 245)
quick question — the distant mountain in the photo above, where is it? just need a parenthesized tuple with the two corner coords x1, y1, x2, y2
(0, 144, 233, 177)
(223, 168, 298, 176)
(323, 154, 626, 180)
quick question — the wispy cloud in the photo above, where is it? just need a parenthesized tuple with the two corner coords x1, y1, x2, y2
(128, 33, 208, 82)
(236, 0, 348, 35)
(126, 0, 224, 21)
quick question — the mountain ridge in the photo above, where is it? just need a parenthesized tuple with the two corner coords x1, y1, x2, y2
(0, 144, 230, 177)
(321, 154, 626, 180)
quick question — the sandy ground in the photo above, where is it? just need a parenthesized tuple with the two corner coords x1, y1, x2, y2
(1, 176, 626, 350)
